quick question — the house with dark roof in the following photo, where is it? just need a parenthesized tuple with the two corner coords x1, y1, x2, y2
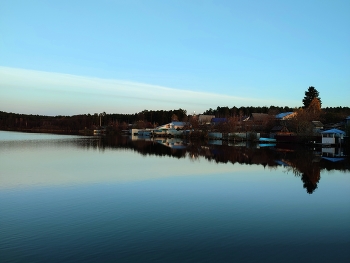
(243, 113, 272, 131)
(211, 118, 228, 125)
(249, 113, 270, 122)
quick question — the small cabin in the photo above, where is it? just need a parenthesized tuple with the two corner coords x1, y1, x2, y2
(320, 129, 345, 145)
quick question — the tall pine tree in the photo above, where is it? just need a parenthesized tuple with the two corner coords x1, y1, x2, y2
(302, 86, 321, 108)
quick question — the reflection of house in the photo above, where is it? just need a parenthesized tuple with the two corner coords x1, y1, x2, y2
(321, 129, 345, 145)
(208, 132, 223, 139)
(155, 138, 187, 149)
(270, 126, 291, 138)
(322, 141, 345, 162)
(322, 147, 345, 162)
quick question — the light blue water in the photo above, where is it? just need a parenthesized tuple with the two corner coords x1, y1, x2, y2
(0, 131, 349, 262)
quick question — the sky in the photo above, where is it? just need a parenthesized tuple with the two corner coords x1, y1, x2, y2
(1, 0, 349, 116)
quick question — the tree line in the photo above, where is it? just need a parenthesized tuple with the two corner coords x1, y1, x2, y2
(203, 105, 294, 118)
(1, 105, 349, 133)
(0, 85, 347, 132)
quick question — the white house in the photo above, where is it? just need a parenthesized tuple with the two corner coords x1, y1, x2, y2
(320, 128, 345, 145)
(156, 121, 186, 130)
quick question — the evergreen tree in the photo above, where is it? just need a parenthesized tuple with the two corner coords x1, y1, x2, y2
(303, 86, 321, 108)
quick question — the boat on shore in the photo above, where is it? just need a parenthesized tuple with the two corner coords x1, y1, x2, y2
(259, 137, 276, 143)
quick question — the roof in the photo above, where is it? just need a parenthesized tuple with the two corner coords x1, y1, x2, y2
(312, 121, 323, 127)
(171, 121, 186, 126)
(275, 112, 294, 119)
(322, 157, 345, 162)
(320, 128, 345, 135)
(251, 113, 270, 121)
(211, 118, 227, 123)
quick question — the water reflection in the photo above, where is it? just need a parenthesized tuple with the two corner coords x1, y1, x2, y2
(1, 131, 349, 194)
(92, 135, 349, 194)
(1, 132, 349, 262)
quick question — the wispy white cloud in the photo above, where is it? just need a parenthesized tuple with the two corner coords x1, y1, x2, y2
(0, 67, 297, 115)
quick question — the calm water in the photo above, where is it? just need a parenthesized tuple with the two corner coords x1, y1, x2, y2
(0, 131, 349, 263)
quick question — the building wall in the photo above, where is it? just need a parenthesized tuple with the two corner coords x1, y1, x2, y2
(199, 115, 215, 124)
(208, 132, 222, 139)
(322, 147, 335, 155)
(322, 137, 335, 144)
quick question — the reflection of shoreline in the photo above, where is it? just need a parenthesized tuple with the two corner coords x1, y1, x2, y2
(101, 136, 349, 194)
(3, 134, 348, 174)
(2, 133, 349, 194)
(97, 136, 350, 170)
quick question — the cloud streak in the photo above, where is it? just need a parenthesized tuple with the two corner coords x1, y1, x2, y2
(0, 67, 297, 115)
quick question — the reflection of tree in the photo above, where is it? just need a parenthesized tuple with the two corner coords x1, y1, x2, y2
(301, 164, 320, 194)
(301, 173, 318, 194)
(284, 149, 321, 194)
(76, 135, 349, 194)
(186, 143, 201, 161)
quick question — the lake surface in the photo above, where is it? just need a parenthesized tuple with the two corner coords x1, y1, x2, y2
(1, 131, 349, 262)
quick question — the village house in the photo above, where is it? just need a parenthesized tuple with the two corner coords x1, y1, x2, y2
(321, 128, 345, 146)
(243, 113, 272, 132)
(198, 115, 215, 125)
(156, 121, 186, 130)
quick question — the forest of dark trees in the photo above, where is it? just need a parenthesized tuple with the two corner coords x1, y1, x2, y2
(1, 106, 350, 133)
(202, 105, 295, 117)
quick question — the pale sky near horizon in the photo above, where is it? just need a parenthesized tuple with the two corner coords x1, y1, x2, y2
(1, 0, 349, 116)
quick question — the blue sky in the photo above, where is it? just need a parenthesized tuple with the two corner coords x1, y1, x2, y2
(1, 0, 349, 115)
